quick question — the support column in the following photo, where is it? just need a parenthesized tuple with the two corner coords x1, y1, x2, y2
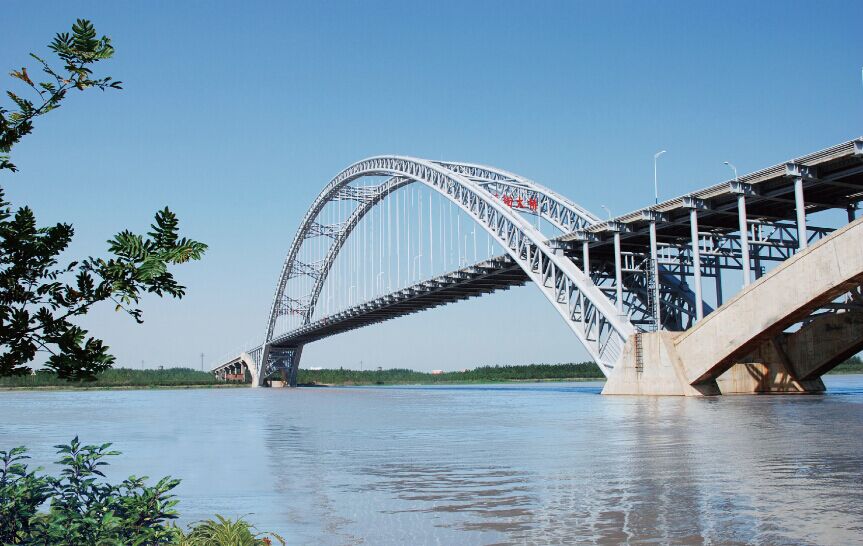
(252, 346, 269, 387)
(715, 263, 723, 307)
(613, 230, 623, 313)
(794, 176, 807, 250)
(582, 240, 590, 276)
(754, 249, 763, 279)
(648, 220, 661, 328)
(848, 203, 857, 223)
(689, 207, 704, 321)
(737, 193, 751, 286)
(287, 345, 304, 388)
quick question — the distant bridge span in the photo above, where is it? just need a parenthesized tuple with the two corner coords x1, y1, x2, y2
(214, 139, 863, 395)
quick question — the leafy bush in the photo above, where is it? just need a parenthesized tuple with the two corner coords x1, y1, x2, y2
(0, 439, 284, 545)
(0, 438, 179, 544)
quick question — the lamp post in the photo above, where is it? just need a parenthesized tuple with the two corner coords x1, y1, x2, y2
(726, 161, 751, 287)
(601, 205, 612, 220)
(723, 161, 739, 183)
(654, 150, 667, 204)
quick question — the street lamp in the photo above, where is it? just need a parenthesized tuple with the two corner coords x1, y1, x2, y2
(723, 161, 739, 183)
(601, 205, 612, 220)
(653, 150, 666, 204)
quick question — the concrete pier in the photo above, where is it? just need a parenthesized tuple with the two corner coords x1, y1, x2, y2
(604, 216, 863, 396)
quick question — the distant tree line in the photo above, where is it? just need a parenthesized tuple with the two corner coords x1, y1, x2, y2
(0, 367, 221, 388)
(832, 355, 863, 373)
(297, 362, 605, 386)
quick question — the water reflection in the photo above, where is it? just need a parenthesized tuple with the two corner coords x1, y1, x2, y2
(0, 378, 861, 544)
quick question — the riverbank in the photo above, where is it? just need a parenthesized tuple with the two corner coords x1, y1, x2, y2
(0, 367, 233, 391)
(0, 384, 246, 392)
(2, 359, 860, 390)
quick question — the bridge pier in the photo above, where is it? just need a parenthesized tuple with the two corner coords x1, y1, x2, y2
(602, 325, 850, 396)
(605, 216, 863, 396)
(255, 345, 303, 388)
(602, 332, 721, 396)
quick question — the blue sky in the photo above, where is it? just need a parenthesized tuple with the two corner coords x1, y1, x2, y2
(2, 1, 862, 371)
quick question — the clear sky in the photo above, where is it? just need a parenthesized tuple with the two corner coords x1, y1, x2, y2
(2, 1, 862, 371)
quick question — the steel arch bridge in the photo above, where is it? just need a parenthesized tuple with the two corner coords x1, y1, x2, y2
(215, 139, 863, 395)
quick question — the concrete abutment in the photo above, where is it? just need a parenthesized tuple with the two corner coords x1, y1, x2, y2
(604, 311, 862, 396)
(602, 332, 720, 396)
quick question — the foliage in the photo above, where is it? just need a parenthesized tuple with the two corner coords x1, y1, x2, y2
(0, 191, 207, 381)
(0, 447, 50, 543)
(0, 367, 226, 389)
(178, 515, 284, 546)
(1, 439, 285, 545)
(1, 19, 121, 173)
(0, 20, 206, 380)
(0, 438, 180, 545)
(297, 362, 605, 386)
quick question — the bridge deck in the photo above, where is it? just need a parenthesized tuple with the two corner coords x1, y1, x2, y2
(270, 256, 528, 348)
(561, 139, 863, 264)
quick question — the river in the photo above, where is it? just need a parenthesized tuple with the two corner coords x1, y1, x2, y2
(2, 376, 862, 545)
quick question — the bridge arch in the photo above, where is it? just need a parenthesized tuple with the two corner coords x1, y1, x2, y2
(259, 156, 636, 385)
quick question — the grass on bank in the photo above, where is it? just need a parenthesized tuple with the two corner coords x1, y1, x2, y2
(0, 367, 225, 389)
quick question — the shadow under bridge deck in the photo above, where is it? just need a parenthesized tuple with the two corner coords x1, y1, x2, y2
(268, 255, 528, 348)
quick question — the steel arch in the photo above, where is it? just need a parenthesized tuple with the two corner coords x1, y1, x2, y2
(264, 156, 636, 381)
(432, 161, 600, 233)
(281, 167, 603, 333)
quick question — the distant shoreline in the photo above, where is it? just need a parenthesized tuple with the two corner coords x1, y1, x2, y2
(4, 372, 861, 391)
(0, 376, 604, 391)
(1, 360, 860, 391)
(302, 376, 606, 387)
(0, 367, 232, 392)
(0, 383, 246, 392)
(299, 370, 863, 388)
